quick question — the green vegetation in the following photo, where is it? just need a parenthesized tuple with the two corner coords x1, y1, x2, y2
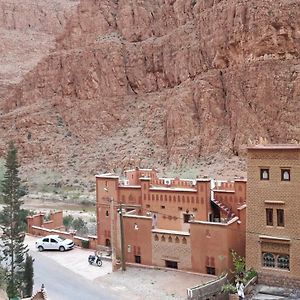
(81, 240, 89, 249)
(23, 254, 34, 297)
(0, 142, 30, 299)
(0, 158, 6, 202)
(222, 250, 257, 295)
(72, 217, 88, 236)
(63, 215, 74, 231)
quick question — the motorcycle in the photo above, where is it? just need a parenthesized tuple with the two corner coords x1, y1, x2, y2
(88, 254, 103, 267)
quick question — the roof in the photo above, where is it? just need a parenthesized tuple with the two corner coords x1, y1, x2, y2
(213, 189, 235, 193)
(150, 186, 197, 192)
(125, 168, 155, 172)
(248, 144, 300, 150)
(95, 173, 119, 179)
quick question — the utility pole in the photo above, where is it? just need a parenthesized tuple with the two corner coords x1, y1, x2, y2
(119, 204, 126, 271)
(109, 196, 117, 271)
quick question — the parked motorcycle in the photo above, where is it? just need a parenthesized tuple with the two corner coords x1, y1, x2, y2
(88, 254, 103, 267)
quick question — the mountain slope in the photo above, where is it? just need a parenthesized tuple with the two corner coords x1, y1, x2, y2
(0, 0, 299, 185)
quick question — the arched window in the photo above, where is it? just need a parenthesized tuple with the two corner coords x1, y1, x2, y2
(182, 237, 187, 245)
(161, 235, 165, 242)
(277, 255, 289, 270)
(282, 170, 290, 181)
(154, 234, 159, 241)
(175, 237, 179, 243)
(263, 253, 275, 267)
(168, 236, 172, 243)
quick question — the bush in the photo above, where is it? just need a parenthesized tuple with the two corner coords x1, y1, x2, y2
(222, 283, 236, 294)
(245, 268, 258, 281)
(81, 240, 89, 249)
(72, 217, 88, 236)
(63, 215, 74, 231)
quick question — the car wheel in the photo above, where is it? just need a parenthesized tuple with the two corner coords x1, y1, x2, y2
(59, 246, 65, 252)
(97, 259, 102, 267)
(38, 246, 44, 252)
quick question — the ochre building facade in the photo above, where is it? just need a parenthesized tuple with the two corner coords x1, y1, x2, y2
(246, 144, 300, 288)
(96, 168, 246, 275)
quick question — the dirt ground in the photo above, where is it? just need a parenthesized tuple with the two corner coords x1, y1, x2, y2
(99, 266, 214, 300)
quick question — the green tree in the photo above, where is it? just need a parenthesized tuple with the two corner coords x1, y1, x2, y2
(63, 215, 74, 231)
(72, 217, 88, 236)
(0, 142, 28, 298)
(22, 254, 34, 297)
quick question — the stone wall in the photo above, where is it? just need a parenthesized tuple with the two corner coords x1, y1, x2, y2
(258, 273, 300, 290)
(187, 273, 227, 300)
(152, 232, 191, 270)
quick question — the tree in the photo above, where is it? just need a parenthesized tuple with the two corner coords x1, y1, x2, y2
(63, 215, 74, 231)
(72, 217, 88, 236)
(0, 142, 28, 298)
(22, 254, 34, 297)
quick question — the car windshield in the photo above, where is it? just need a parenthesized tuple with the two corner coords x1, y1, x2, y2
(58, 236, 66, 241)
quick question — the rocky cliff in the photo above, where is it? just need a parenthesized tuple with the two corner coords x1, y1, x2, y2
(0, 0, 300, 186)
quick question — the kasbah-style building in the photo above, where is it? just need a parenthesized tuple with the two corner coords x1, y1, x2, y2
(96, 144, 300, 287)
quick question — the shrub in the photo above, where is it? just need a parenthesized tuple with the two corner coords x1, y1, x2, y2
(81, 240, 89, 249)
(63, 215, 74, 231)
(245, 268, 258, 281)
(222, 283, 236, 294)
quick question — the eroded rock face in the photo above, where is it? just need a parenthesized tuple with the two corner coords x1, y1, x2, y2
(0, 0, 79, 97)
(0, 0, 300, 183)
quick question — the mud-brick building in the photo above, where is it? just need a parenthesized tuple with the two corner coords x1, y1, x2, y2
(96, 168, 246, 275)
(246, 144, 300, 287)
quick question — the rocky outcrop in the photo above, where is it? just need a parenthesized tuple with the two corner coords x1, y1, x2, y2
(0, 0, 300, 184)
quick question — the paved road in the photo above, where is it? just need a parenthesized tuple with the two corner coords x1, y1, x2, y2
(31, 250, 120, 300)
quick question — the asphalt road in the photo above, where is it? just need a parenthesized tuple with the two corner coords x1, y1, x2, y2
(30, 250, 120, 300)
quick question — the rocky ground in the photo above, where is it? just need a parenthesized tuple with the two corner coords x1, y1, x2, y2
(0, 0, 299, 188)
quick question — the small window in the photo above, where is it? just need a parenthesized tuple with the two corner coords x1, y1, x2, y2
(154, 234, 159, 241)
(183, 214, 191, 223)
(178, 207, 183, 211)
(135, 255, 141, 264)
(161, 205, 165, 209)
(106, 210, 109, 217)
(193, 208, 198, 212)
(165, 260, 178, 269)
(168, 236, 172, 243)
(175, 237, 180, 243)
(206, 267, 216, 275)
(277, 255, 289, 270)
(161, 235, 165, 242)
(182, 237, 187, 244)
(260, 168, 269, 180)
(277, 209, 285, 227)
(281, 169, 290, 181)
(266, 208, 273, 226)
(146, 204, 150, 208)
(263, 253, 275, 268)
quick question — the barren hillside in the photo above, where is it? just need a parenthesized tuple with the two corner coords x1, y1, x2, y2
(0, 0, 299, 188)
